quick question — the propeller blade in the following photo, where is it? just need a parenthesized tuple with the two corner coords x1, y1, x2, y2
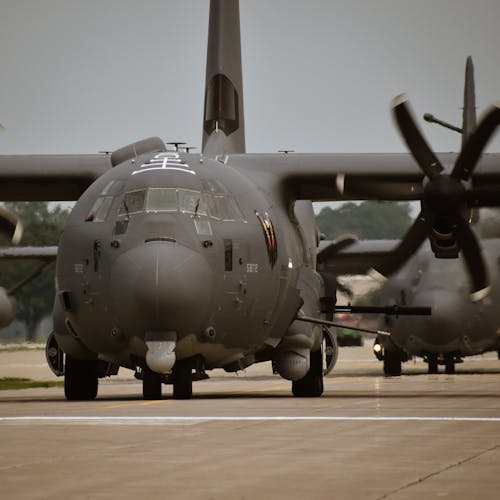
(369, 210, 429, 279)
(0, 207, 22, 244)
(452, 104, 500, 181)
(455, 215, 489, 300)
(391, 94, 444, 179)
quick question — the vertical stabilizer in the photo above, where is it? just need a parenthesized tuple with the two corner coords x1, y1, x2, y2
(202, 0, 246, 156)
(462, 56, 477, 147)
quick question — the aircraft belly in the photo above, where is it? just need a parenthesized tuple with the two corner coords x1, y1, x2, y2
(390, 318, 498, 357)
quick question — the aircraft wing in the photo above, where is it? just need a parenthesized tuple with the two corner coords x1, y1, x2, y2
(229, 152, 500, 204)
(318, 238, 398, 277)
(0, 154, 112, 201)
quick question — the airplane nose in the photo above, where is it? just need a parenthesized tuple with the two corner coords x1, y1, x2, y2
(110, 242, 213, 336)
(396, 290, 465, 351)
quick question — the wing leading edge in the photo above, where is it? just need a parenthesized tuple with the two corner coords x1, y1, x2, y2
(0, 154, 111, 201)
(228, 152, 500, 203)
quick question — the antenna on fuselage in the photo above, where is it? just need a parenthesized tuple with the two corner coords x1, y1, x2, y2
(167, 142, 187, 152)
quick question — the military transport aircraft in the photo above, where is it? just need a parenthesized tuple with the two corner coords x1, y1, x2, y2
(321, 236, 500, 376)
(1, 0, 500, 400)
(374, 238, 500, 375)
(317, 57, 500, 376)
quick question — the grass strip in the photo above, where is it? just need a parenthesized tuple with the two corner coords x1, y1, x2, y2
(0, 377, 63, 390)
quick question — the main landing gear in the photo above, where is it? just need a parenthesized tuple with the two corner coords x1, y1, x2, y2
(64, 354, 98, 401)
(383, 350, 403, 377)
(426, 354, 458, 374)
(292, 349, 324, 397)
(172, 358, 193, 400)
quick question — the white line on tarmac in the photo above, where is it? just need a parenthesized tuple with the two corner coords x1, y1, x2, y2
(2, 416, 500, 425)
(2, 363, 47, 368)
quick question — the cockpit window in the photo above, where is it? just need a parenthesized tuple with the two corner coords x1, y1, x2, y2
(116, 187, 244, 222)
(205, 193, 245, 221)
(178, 190, 207, 215)
(201, 178, 229, 194)
(147, 188, 177, 212)
(119, 190, 146, 215)
(101, 179, 126, 196)
(86, 196, 114, 222)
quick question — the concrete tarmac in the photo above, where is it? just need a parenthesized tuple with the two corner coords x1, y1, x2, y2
(1, 345, 500, 499)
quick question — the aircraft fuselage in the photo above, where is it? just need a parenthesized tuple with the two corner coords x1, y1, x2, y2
(53, 151, 323, 378)
(378, 240, 500, 360)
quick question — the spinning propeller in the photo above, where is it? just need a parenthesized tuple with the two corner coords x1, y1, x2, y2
(373, 95, 500, 301)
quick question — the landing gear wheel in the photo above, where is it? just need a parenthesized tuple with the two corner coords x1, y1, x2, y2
(428, 355, 438, 374)
(444, 356, 455, 374)
(383, 351, 402, 376)
(143, 367, 162, 400)
(292, 349, 324, 397)
(322, 328, 338, 376)
(173, 358, 193, 400)
(64, 354, 98, 400)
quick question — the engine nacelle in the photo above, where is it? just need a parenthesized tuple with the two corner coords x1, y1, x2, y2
(0, 287, 16, 329)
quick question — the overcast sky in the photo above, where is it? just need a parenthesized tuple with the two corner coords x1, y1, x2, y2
(1, 0, 500, 158)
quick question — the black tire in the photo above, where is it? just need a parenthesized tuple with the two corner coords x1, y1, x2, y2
(64, 354, 98, 401)
(428, 354, 438, 374)
(444, 356, 455, 375)
(143, 367, 162, 400)
(383, 351, 402, 376)
(292, 349, 324, 397)
(173, 358, 193, 400)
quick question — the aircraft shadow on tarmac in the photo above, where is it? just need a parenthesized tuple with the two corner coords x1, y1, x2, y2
(2, 385, 500, 403)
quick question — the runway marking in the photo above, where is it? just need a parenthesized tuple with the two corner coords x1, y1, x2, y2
(2, 416, 500, 425)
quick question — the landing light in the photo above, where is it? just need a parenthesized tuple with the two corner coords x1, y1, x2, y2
(373, 343, 382, 353)
(288, 258, 293, 269)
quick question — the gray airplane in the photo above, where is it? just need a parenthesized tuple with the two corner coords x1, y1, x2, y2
(374, 238, 500, 375)
(318, 57, 500, 376)
(321, 237, 500, 376)
(1, 1, 500, 400)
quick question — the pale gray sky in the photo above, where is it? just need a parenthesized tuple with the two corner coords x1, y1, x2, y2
(1, 0, 500, 158)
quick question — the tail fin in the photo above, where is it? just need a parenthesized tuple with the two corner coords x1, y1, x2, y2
(202, 0, 246, 156)
(462, 56, 477, 147)
(462, 57, 480, 224)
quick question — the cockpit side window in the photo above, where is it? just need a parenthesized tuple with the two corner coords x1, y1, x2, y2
(205, 193, 245, 222)
(86, 196, 114, 222)
(119, 190, 146, 215)
(101, 179, 126, 196)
